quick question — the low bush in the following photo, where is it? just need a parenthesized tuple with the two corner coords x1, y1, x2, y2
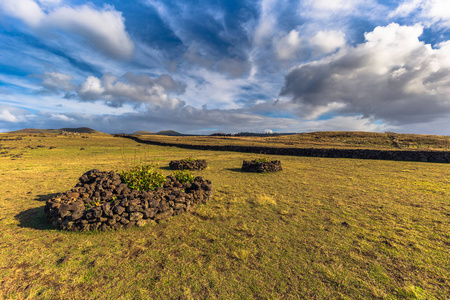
(181, 157, 197, 162)
(173, 170, 195, 183)
(253, 157, 270, 163)
(118, 165, 166, 191)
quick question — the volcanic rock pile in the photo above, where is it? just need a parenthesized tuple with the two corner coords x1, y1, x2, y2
(44, 169, 213, 231)
(242, 160, 283, 173)
(169, 159, 208, 170)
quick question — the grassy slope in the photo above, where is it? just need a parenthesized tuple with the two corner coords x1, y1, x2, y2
(0, 133, 449, 299)
(135, 131, 450, 151)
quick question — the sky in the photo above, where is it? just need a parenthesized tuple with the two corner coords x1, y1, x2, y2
(0, 0, 450, 134)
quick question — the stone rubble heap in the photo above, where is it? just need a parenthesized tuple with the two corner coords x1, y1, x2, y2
(242, 160, 283, 173)
(169, 159, 208, 170)
(44, 169, 213, 231)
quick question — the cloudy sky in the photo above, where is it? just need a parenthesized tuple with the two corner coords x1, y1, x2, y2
(1, 0, 450, 134)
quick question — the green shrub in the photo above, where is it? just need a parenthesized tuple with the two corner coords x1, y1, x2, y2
(254, 157, 270, 163)
(118, 165, 166, 191)
(173, 170, 195, 183)
(181, 157, 197, 162)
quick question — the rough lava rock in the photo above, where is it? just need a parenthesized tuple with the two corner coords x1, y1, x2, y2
(242, 160, 282, 173)
(44, 169, 213, 231)
(116, 135, 450, 164)
(169, 159, 208, 170)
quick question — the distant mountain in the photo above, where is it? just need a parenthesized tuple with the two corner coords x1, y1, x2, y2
(132, 130, 154, 135)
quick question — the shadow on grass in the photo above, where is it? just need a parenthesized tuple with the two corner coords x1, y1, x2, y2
(226, 168, 246, 173)
(15, 193, 59, 230)
(159, 166, 173, 171)
(15, 206, 53, 230)
(36, 193, 60, 202)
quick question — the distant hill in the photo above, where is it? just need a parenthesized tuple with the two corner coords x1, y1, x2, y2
(132, 130, 154, 135)
(59, 127, 98, 134)
(9, 128, 60, 134)
(154, 130, 185, 136)
(9, 127, 101, 134)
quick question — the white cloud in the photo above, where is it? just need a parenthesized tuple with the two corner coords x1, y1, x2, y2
(274, 30, 302, 60)
(0, 109, 19, 123)
(253, 0, 278, 45)
(307, 0, 363, 11)
(305, 115, 388, 132)
(309, 30, 346, 54)
(77, 73, 185, 109)
(37, 0, 61, 5)
(299, 0, 373, 19)
(181, 67, 277, 110)
(44, 5, 134, 59)
(37, 0, 62, 10)
(0, 0, 134, 59)
(389, 0, 422, 18)
(50, 113, 73, 121)
(40, 72, 74, 92)
(280, 23, 450, 125)
(0, 0, 45, 27)
(0, 105, 28, 123)
(78, 76, 105, 99)
(390, 0, 450, 27)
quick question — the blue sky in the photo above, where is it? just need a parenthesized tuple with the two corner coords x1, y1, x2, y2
(1, 0, 450, 134)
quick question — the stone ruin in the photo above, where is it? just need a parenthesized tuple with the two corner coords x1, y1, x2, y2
(60, 131, 81, 136)
(241, 160, 283, 173)
(44, 169, 213, 231)
(169, 159, 208, 170)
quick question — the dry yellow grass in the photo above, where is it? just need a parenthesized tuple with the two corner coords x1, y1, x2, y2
(0, 132, 449, 299)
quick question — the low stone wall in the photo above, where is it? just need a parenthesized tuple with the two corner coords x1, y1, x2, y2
(169, 159, 207, 170)
(44, 169, 213, 231)
(242, 160, 282, 173)
(115, 135, 450, 163)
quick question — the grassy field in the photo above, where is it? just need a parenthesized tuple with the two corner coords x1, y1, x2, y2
(0, 132, 449, 299)
(132, 131, 450, 151)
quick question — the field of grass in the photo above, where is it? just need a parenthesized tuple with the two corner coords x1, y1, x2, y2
(0, 132, 449, 299)
(133, 131, 450, 151)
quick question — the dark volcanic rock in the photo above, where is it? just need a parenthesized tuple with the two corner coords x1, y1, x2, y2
(44, 169, 213, 231)
(169, 159, 208, 170)
(116, 135, 450, 164)
(242, 160, 282, 173)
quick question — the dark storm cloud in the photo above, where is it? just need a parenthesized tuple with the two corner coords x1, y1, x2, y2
(280, 23, 450, 125)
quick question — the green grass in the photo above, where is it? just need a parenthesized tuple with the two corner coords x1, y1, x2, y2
(0, 132, 449, 299)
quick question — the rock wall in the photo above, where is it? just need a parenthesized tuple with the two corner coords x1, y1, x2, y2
(44, 169, 213, 231)
(169, 159, 208, 170)
(116, 135, 450, 163)
(242, 160, 282, 173)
